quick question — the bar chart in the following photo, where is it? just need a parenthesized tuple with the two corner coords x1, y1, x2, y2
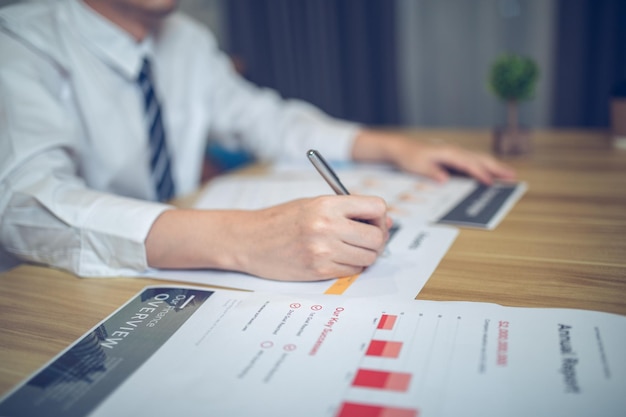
(334, 312, 421, 417)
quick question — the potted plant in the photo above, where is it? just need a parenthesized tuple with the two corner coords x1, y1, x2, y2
(488, 53, 540, 156)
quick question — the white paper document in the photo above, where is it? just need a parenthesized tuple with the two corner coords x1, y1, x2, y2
(2, 286, 624, 417)
(195, 163, 526, 229)
(148, 218, 459, 299)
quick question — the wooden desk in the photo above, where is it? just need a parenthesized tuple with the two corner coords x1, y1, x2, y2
(1, 129, 625, 397)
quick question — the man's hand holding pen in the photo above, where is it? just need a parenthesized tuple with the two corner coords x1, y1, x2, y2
(147, 136, 513, 283)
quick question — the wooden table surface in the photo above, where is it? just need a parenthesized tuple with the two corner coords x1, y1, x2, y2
(1, 129, 625, 397)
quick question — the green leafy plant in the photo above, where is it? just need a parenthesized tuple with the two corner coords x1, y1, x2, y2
(488, 54, 539, 130)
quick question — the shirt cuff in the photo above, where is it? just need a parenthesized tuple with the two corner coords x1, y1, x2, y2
(76, 197, 173, 277)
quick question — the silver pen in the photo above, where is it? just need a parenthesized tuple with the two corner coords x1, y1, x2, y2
(306, 149, 350, 195)
(307, 149, 392, 256)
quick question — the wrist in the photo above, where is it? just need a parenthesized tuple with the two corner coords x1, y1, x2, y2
(145, 209, 247, 272)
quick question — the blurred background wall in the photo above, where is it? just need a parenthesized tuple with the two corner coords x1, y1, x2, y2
(2, 0, 624, 130)
(395, 0, 556, 128)
(222, 0, 625, 129)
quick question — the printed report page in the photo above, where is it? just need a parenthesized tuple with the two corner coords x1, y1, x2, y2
(1, 287, 624, 417)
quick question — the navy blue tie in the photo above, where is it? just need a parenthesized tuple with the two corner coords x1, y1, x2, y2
(137, 58, 175, 202)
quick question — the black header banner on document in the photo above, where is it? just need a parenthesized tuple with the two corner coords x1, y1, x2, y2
(0, 287, 214, 417)
(437, 182, 525, 229)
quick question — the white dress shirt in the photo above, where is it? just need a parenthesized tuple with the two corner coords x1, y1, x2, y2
(0, 0, 359, 276)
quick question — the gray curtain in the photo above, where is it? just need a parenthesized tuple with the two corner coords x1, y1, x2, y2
(552, 0, 626, 127)
(223, 0, 625, 129)
(225, 0, 400, 126)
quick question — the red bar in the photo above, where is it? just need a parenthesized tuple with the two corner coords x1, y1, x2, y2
(366, 340, 386, 356)
(353, 369, 411, 392)
(336, 402, 382, 417)
(386, 371, 412, 392)
(336, 402, 418, 417)
(353, 369, 388, 389)
(366, 340, 403, 358)
(377, 314, 397, 330)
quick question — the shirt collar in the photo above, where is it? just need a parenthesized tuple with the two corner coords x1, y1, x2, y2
(68, 0, 153, 80)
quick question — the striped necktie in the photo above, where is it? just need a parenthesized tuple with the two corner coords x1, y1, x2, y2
(137, 58, 175, 202)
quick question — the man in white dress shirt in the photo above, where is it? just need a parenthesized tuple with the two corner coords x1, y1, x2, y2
(0, 0, 515, 281)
